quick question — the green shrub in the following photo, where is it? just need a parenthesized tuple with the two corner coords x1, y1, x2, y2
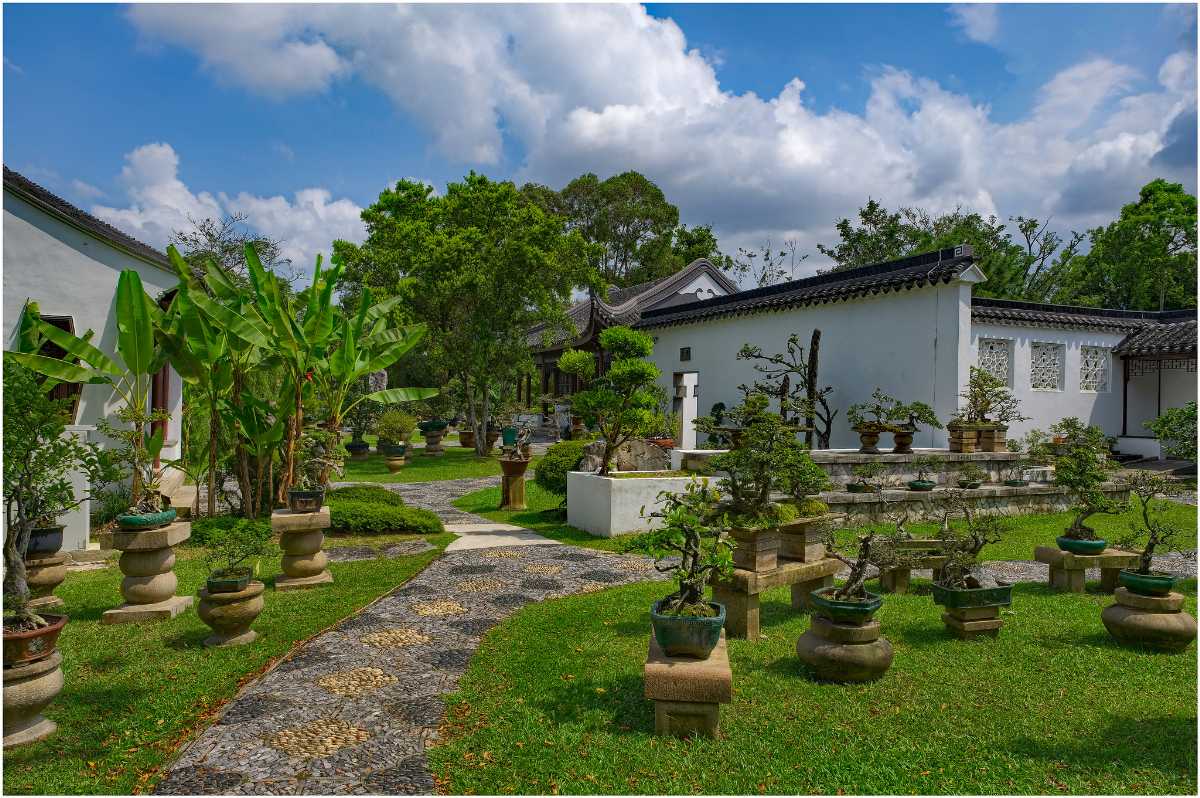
(1146, 401, 1197, 462)
(329, 501, 443, 535)
(327, 485, 405, 506)
(534, 439, 590, 496)
(795, 497, 829, 517)
(192, 516, 271, 547)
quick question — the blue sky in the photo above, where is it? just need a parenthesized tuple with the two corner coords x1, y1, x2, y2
(4, 3, 1195, 271)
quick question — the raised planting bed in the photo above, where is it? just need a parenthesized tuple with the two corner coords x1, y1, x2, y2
(566, 471, 712, 538)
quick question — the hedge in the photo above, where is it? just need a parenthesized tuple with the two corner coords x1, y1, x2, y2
(326, 485, 444, 535)
(534, 439, 590, 496)
(191, 516, 271, 547)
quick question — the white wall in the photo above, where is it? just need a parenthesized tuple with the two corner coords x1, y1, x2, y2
(644, 280, 974, 449)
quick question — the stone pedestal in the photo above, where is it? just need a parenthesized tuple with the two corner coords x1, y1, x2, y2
(712, 556, 840, 640)
(423, 430, 445, 457)
(25, 554, 68, 610)
(942, 605, 1003, 639)
(644, 630, 731, 738)
(978, 426, 1008, 453)
(1102, 588, 1196, 652)
(778, 514, 841, 561)
(3, 650, 63, 747)
(796, 615, 893, 682)
(500, 474, 527, 510)
(879, 539, 948, 594)
(947, 424, 977, 453)
(273, 508, 333, 591)
(1034, 546, 1139, 594)
(730, 527, 779, 572)
(102, 522, 193, 624)
(198, 581, 266, 647)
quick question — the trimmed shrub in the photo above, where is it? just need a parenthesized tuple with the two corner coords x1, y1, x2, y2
(327, 485, 405, 506)
(192, 516, 271, 547)
(534, 439, 590, 496)
(326, 485, 444, 535)
(795, 497, 830, 517)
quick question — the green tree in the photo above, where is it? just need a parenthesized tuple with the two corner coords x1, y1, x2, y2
(335, 173, 596, 456)
(671, 223, 733, 272)
(1049, 180, 1197, 310)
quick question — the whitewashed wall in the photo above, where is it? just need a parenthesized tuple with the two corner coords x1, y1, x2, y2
(4, 191, 185, 548)
(643, 280, 975, 449)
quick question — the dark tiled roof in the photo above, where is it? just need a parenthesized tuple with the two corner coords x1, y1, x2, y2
(3, 166, 171, 271)
(636, 245, 977, 329)
(1114, 320, 1198, 357)
(971, 297, 1194, 332)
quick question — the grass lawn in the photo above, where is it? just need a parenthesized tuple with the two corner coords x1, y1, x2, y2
(429, 577, 1198, 795)
(340, 447, 528, 484)
(452, 481, 630, 552)
(3, 533, 453, 795)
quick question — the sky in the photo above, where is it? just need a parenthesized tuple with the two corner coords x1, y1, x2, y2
(3, 3, 1196, 276)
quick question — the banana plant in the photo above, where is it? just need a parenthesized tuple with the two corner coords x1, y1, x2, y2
(8, 271, 168, 505)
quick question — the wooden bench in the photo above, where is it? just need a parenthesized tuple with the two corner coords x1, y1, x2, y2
(879, 539, 949, 594)
(644, 630, 732, 738)
(1033, 546, 1140, 593)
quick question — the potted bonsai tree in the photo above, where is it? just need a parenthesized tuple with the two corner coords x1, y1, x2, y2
(847, 388, 902, 454)
(948, 367, 1028, 453)
(846, 462, 888, 493)
(288, 429, 341, 513)
(98, 405, 177, 531)
(889, 401, 942, 454)
(642, 479, 734, 658)
(1113, 472, 1189, 597)
(931, 491, 1012, 638)
(375, 410, 414, 473)
(955, 462, 988, 489)
(1050, 417, 1121, 554)
(197, 518, 272, 647)
(907, 454, 941, 491)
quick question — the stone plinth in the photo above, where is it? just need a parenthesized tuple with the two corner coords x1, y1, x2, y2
(1034, 546, 1140, 593)
(273, 508, 333, 591)
(942, 606, 1003, 639)
(198, 581, 266, 647)
(796, 615, 893, 682)
(500, 473, 526, 510)
(644, 630, 731, 738)
(712, 556, 840, 640)
(102, 522, 193, 624)
(1102, 588, 1196, 652)
(3, 650, 63, 747)
(25, 554, 68, 610)
(778, 514, 841, 561)
(423, 430, 445, 457)
(825, 483, 1129, 524)
(730, 527, 779, 572)
(880, 539, 948, 594)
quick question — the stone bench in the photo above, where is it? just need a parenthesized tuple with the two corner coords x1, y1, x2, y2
(643, 630, 732, 738)
(712, 556, 841, 640)
(879, 539, 949, 594)
(1033, 546, 1140, 593)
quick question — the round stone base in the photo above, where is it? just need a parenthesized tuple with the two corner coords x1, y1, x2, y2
(796, 626, 893, 682)
(204, 629, 258, 648)
(1102, 600, 1196, 652)
(4, 716, 56, 748)
(198, 582, 265, 647)
(3, 651, 63, 748)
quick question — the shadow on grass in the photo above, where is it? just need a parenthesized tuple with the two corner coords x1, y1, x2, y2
(531, 671, 654, 734)
(1006, 714, 1197, 775)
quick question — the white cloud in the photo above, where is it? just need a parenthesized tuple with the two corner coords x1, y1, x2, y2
(125, 4, 1196, 272)
(70, 179, 106, 200)
(948, 5, 999, 44)
(91, 142, 365, 269)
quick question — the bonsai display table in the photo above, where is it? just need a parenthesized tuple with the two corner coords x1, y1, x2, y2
(102, 522, 193, 624)
(273, 508, 334, 591)
(879, 539, 949, 594)
(712, 556, 841, 640)
(643, 630, 731, 738)
(1033, 546, 1139, 593)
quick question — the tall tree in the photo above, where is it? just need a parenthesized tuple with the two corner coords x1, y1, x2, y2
(169, 213, 289, 284)
(729, 239, 808, 287)
(1048, 180, 1197, 311)
(334, 173, 598, 455)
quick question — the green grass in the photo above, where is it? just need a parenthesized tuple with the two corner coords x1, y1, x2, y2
(340, 446, 529, 484)
(452, 481, 633, 552)
(429, 577, 1198, 795)
(3, 534, 453, 795)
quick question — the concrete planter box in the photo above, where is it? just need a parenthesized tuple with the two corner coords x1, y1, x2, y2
(567, 471, 710, 538)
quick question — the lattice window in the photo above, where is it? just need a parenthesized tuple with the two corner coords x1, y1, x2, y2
(977, 339, 1011, 385)
(1030, 342, 1064, 391)
(1079, 346, 1110, 392)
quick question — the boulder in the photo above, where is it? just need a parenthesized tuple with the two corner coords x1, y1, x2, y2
(579, 438, 671, 473)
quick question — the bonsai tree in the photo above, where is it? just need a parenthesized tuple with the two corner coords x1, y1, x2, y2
(953, 366, 1027, 426)
(1116, 472, 1189, 575)
(97, 406, 172, 515)
(934, 490, 1006, 588)
(955, 462, 988, 487)
(736, 331, 838, 448)
(910, 454, 941, 484)
(558, 326, 661, 476)
(3, 360, 111, 628)
(1051, 417, 1122, 539)
(376, 409, 416, 448)
(293, 428, 344, 491)
(817, 526, 912, 600)
(694, 392, 824, 526)
(642, 479, 734, 616)
(204, 518, 272, 585)
(849, 462, 888, 492)
(1146, 401, 1197, 462)
(847, 388, 903, 432)
(893, 401, 943, 432)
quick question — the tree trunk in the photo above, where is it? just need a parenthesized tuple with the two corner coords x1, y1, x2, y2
(476, 386, 491, 458)
(277, 380, 304, 504)
(208, 400, 219, 518)
(805, 329, 821, 448)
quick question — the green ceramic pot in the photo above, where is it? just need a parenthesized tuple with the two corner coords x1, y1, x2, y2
(501, 426, 519, 446)
(957, 480, 983, 490)
(907, 480, 936, 492)
(932, 582, 1012, 609)
(650, 600, 725, 658)
(1118, 569, 1177, 597)
(810, 587, 882, 624)
(380, 443, 407, 458)
(1004, 479, 1028, 487)
(345, 440, 370, 456)
(116, 508, 177, 531)
(206, 569, 252, 594)
(1056, 536, 1107, 555)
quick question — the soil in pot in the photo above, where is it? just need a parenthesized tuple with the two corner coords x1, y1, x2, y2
(1118, 569, 1177, 597)
(287, 489, 325, 514)
(26, 526, 65, 558)
(116, 508, 178, 531)
(650, 600, 725, 658)
(1056, 536, 1107, 555)
(3, 614, 68, 669)
(907, 480, 936, 491)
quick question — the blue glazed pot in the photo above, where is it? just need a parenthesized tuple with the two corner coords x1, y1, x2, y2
(932, 582, 1013, 609)
(1118, 569, 1176, 597)
(26, 525, 65, 558)
(1056, 536, 1107, 555)
(116, 508, 177, 531)
(650, 599, 726, 659)
(810, 587, 883, 624)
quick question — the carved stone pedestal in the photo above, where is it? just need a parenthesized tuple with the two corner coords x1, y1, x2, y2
(198, 581, 266, 646)
(3, 651, 63, 747)
(1102, 587, 1196, 652)
(942, 605, 1003, 639)
(102, 522, 193, 624)
(25, 554, 68, 610)
(796, 615, 893, 682)
(643, 630, 731, 738)
(423, 430, 445, 457)
(712, 556, 840, 640)
(273, 508, 333, 591)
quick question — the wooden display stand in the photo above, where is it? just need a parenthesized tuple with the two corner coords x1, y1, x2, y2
(1034, 546, 1139, 593)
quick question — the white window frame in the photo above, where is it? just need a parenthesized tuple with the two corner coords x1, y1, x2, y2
(1079, 346, 1112, 393)
(1029, 341, 1066, 392)
(976, 337, 1014, 387)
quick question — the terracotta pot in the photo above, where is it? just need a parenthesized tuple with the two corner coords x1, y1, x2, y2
(890, 429, 914, 454)
(197, 581, 265, 647)
(500, 458, 531, 478)
(385, 457, 405, 473)
(3, 614, 67, 669)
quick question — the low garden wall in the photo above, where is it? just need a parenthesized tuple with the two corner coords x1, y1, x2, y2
(566, 471, 711, 538)
(823, 482, 1129, 523)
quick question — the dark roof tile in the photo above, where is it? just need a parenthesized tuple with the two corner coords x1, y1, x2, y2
(1114, 320, 1198, 357)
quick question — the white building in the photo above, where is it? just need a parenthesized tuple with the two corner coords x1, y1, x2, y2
(632, 245, 1195, 458)
(3, 167, 185, 550)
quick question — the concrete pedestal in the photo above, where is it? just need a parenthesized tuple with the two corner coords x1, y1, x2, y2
(644, 630, 731, 738)
(198, 581, 266, 646)
(712, 556, 840, 640)
(3, 650, 63, 747)
(423, 430, 445, 457)
(102, 522, 193, 624)
(1034, 546, 1139, 594)
(25, 554, 67, 610)
(942, 606, 1003, 639)
(273, 508, 333, 591)
(879, 540, 948, 594)
(500, 473, 527, 510)
(1102, 588, 1196, 652)
(796, 615, 893, 682)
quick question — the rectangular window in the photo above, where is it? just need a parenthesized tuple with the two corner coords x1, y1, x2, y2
(1079, 346, 1111, 392)
(1030, 341, 1065, 391)
(977, 338, 1012, 386)
(36, 315, 83, 422)
(679, 346, 691, 362)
